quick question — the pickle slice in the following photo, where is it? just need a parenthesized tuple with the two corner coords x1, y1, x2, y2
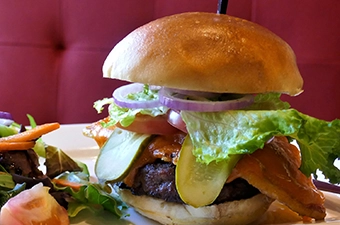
(95, 128, 152, 182)
(176, 136, 241, 207)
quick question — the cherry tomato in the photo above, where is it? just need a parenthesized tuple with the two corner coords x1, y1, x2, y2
(116, 114, 180, 135)
(167, 110, 187, 133)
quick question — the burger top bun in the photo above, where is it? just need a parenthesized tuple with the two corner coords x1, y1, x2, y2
(103, 12, 303, 96)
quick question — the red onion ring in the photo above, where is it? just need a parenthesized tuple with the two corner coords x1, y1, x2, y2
(313, 179, 340, 194)
(159, 88, 254, 112)
(112, 83, 161, 109)
(0, 111, 14, 126)
(0, 111, 13, 120)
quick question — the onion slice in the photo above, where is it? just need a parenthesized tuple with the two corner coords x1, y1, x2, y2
(0, 111, 14, 126)
(112, 83, 161, 109)
(313, 179, 340, 194)
(167, 110, 187, 133)
(159, 88, 254, 112)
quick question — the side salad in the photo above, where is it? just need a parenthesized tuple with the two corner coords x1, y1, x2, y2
(0, 112, 126, 224)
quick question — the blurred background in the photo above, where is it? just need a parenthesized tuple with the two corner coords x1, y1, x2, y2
(0, 0, 339, 125)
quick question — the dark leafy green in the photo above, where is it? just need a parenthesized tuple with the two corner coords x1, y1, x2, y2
(53, 172, 126, 217)
(45, 145, 83, 178)
(0, 172, 26, 208)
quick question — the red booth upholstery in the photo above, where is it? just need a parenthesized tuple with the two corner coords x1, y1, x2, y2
(1, 0, 339, 125)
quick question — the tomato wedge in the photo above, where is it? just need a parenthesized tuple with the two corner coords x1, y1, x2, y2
(115, 114, 180, 135)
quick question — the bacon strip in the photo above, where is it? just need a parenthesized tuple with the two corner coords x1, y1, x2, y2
(83, 117, 115, 148)
(227, 136, 326, 220)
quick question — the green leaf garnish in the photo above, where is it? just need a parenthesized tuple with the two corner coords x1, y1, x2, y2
(181, 109, 340, 183)
(45, 145, 83, 178)
(53, 172, 126, 218)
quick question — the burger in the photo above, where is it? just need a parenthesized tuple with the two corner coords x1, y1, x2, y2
(84, 12, 340, 225)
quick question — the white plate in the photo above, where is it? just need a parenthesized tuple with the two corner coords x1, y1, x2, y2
(43, 124, 340, 225)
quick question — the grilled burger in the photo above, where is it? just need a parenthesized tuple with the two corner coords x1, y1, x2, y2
(84, 12, 340, 225)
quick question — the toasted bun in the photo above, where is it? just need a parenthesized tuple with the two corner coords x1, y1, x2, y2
(103, 12, 303, 96)
(118, 189, 274, 225)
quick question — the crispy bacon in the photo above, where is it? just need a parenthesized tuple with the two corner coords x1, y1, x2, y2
(227, 136, 326, 220)
(83, 117, 115, 148)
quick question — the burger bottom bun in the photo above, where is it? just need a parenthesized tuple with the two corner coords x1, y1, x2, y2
(117, 189, 274, 225)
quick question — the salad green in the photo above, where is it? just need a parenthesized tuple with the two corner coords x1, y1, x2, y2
(0, 115, 126, 218)
(181, 94, 340, 184)
(53, 172, 126, 217)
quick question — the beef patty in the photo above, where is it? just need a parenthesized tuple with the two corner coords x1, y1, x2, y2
(117, 161, 260, 204)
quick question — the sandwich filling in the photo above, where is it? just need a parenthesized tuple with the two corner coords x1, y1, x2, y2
(85, 119, 326, 220)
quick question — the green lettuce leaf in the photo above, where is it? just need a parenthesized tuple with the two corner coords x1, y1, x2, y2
(94, 98, 114, 114)
(45, 145, 83, 178)
(54, 172, 126, 217)
(107, 103, 167, 127)
(0, 171, 26, 208)
(0, 182, 26, 208)
(126, 84, 159, 101)
(246, 92, 291, 110)
(181, 109, 340, 183)
(0, 125, 17, 137)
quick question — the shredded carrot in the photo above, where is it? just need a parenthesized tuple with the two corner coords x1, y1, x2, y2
(0, 141, 35, 151)
(52, 178, 83, 191)
(0, 122, 60, 143)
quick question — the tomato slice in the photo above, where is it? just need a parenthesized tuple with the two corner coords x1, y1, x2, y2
(115, 114, 180, 135)
(167, 110, 187, 133)
(0, 183, 69, 225)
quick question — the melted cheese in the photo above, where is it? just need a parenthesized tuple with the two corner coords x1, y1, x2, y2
(123, 133, 185, 186)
